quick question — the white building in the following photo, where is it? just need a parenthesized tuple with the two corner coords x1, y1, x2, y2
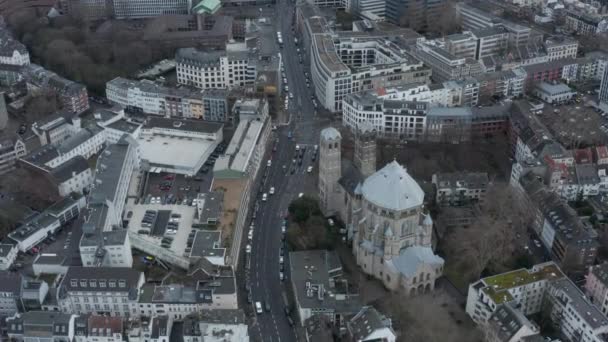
(8, 195, 86, 252)
(0, 26, 30, 66)
(74, 315, 124, 342)
(0, 135, 26, 175)
(347, 306, 396, 342)
(50, 156, 93, 197)
(0, 243, 18, 270)
(31, 113, 82, 146)
(58, 266, 145, 317)
(545, 37, 579, 61)
(466, 262, 564, 324)
(0, 272, 21, 316)
(533, 82, 576, 104)
(176, 45, 257, 90)
(585, 263, 608, 316)
(181, 310, 249, 342)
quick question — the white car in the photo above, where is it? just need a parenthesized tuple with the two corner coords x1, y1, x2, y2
(262, 193, 268, 201)
(282, 226, 286, 234)
(246, 244, 252, 253)
(267, 159, 272, 167)
(248, 229, 254, 240)
(298, 193, 304, 198)
(255, 301, 263, 314)
(279, 256, 284, 264)
(269, 187, 275, 195)
(280, 272, 284, 281)
(283, 78, 287, 83)
(289, 93, 294, 99)
(307, 166, 313, 173)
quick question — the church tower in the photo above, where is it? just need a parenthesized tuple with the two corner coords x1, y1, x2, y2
(319, 127, 342, 216)
(354, 121, 377, 178)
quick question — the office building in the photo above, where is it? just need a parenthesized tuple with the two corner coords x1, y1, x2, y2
(412, 39, 483, 82)
(112, 0, 190, 19)
(176, 44, 257, 90)
(600, 66, 608, 104)
(311, 35, 430, 112)
(58, 266, 145, 317)
(385, 0, 445, 28)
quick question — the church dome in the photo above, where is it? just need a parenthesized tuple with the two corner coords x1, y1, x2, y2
(360, 160, 424, 212)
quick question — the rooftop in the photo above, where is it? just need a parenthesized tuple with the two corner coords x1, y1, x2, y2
(361, 161, 424, 212)
(144, 116, 223, 134)
(550, 277, 608, 329)
(481, 263, 564, 304)
(49, 156, 90, 183)
(190, 230, 225, 259)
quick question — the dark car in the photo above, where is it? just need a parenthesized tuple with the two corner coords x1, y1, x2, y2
(265, 301, 271, 312)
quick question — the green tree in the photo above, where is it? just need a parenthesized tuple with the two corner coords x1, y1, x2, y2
(288, 196, 321, 223)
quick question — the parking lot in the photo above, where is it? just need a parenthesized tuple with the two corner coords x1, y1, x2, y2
(537, 95, 608, 147)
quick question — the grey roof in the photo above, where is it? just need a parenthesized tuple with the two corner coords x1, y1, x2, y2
(151, 316, 170, 339)
(320, 127, 341, 142)
(289, 250, 361, 313)
(190, 230, 225, 259)
(536, 82, 573, 95)
(184, 309, 246, 326)
(197, 192, 223, 223)
(348, 306, 393, 341)
(385, 246, 444, 278)
(0, 26, 28, 57)
(49, 156, 90, 183)
(56, 127, 102, 154)
(338, 160, 364, 196)
(141, 284, 210, 304)
(575, 163, 600, 185)
(175, 48, 225, 66)
(89, 138, 134, 205)
(0, 243, 16, 257)
(427, 107, 473, 118)
(0, 271, 21, 295)
(361, 161, 424, 212)
(22, 144, 60, 167)
(80, 230, 128, 247)
(590, 263, 608, 287)
(60, 267, 142, 297)
(107, 119, 140, 134)
(7, 311, 73, 337)
(144, 116, 223, 134)
(488, 304, 535, 342)
(549, 278, 608, 330)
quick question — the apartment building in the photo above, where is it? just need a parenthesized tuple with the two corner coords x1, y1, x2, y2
(49, 155, 93, 197)
(106, 77, 204, 118)
(74, 315, 124, 342)
(79, 137, 139, 268)
(311, 35, 431, 112)
(112, 0, 190, 19)
(6, 311, 77, 341)
(484, 304, 540, 342)
(0, 25, 30, 66)
(586, 263, 608, 316)
(600, 66, 608, 105)
(545, 37, 579, 61)
(347, 306, 396, 342)
(58, 267, 145, 317)
(181, 310, 249, 342)
(564, 10, 608, 36)
(412, 40, 483, 82)
(0, 135, 26, 175)
(431, 172, 489, 207)
(175, 45, 257, 90)
(202, 88, 230, 122)
(0, 243, 18, 270)
(24, 64, 89, 114)
(0, 272, 22, 316)
(547, 278, 608, 342)
(466, 262, 564, 324)
(31, 112, 82, 146)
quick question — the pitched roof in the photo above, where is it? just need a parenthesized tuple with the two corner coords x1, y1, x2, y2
(361, 161, 424, 211)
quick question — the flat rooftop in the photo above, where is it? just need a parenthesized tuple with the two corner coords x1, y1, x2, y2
(138, 135, 215, 174)
(481, 263, 564, 304)
(190, 230, 225, 259)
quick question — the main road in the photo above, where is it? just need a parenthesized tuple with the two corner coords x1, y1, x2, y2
(242, 0, 331, 340)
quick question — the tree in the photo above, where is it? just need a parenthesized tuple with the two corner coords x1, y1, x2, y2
(288, 196, 322, 223)
(429, 1, 460, 36)
(23, 90, 59, 123)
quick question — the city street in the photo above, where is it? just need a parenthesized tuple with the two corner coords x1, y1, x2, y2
(241, 0, 330, 340)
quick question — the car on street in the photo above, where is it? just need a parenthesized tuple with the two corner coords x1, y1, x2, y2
(246, 244, 252, 253)
(262, 193, 268, 201)
(269, 187, 275, 195)
(298, 193, 304, 198)
(255, 302, 263, 314)
(280, 272, 285, 281)
(289, 93, 294, 99)
(265, 301, 271, 312)
(267, 159, 272, 167)
(279, 256, 284, 264)
(307, 166, 313, 173)
(248, 229, 253, 240)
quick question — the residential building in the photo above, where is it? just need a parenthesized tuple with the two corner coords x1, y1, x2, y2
(79, 137, 138, 268)
(484, 304, 540, 342)
(585, 263, 608, 316)
(6, 311, 76, 341)
(0, 271, 21, 316)
(545, 36, 578, 61)
(8, 195, 86, 252)
(126, 316, 172, 342)
(425, 107, 472, 143)
(347, 306, 396, 342)
(74, 315, 123, 342)
(522, 59, 577, 92)
(176, 44, 257, 90)
(596, 146, 608, 165)
(0, 135, 26, 175)
(432, 172, 489, 207)
(58, 266, 145, 317)
(65, 0, 112, 20)
(600, 65, 608, 105)
(181, 310, 249, 342)
(412, 39, 483, 82)
(99, 118, 142, 145)
(533, 82, 576, 105)
(465, 262, 564, 323)
(112, 0, 190, 19)
(49, 156, 93, 197)
(0, 25, 30, 66)
(31, 112, 82, 146)
(24, 64, 89, 114)
(564, 10, 608, 36)
(289, 250, 362, 326)
(0, 243, 18, 270)
(547, 278, 608, 342)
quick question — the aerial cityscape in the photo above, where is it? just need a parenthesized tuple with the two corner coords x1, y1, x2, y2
(1, 0, 608, 341)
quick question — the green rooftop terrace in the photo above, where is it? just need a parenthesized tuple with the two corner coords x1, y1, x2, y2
(481, 263, 564, 304)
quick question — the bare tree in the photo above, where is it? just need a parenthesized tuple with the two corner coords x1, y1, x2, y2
(430, 1, 460, 36)
(23, 90, 59, 123)
(399, 0, 426, 31)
